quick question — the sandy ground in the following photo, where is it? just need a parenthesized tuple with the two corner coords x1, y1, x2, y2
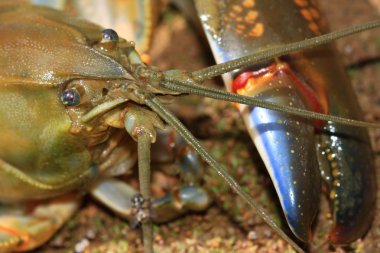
(23, 0, 380, 252)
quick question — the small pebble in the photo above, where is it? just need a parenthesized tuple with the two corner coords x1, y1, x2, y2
(264, 229, 272, 238)
(85, 229, 96, 240)
(74, 238, 90, 253)
(247, 230, 258, 241)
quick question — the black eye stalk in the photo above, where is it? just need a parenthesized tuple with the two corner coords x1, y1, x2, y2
(102, 29, 119, 43)
(98, 29, 119, 51)
(61, 88, 80, 106)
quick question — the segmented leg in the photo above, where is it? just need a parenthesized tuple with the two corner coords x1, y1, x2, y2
(91, 178, 211, 223)
(89, 105, 212, 252)
(137, 133, 153, 253)
(151, 127, 204, 185)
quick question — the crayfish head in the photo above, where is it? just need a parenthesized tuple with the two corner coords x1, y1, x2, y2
(59, 77, 165, 147)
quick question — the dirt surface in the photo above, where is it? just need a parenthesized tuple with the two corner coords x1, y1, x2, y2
(31, 1, 380, 253)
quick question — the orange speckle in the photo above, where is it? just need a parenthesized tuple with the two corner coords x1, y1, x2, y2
(333, 179, 340, 187)
(232, 5, 243, 13)
(309, 7, 320, 19)
(329, 189, 337, 200)
(300, 8, 313, 21)
(242, 0, 255, 8)
(332, 168, 340, 177)
(308, 22, 320, 34)
(294, 0, 308, 7)
(236, 24, 246, 31)
(248, 23, 264, 37)
(236, 17, 243, 22)
(228, 12, 236, 18)
(245, 10, 259, 24)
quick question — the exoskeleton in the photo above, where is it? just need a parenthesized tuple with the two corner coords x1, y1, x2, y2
(0, 1, 379, 252)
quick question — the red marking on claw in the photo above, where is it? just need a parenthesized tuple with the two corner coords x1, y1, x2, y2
(232, 62, 328, 128)
(232, 72, 253, 93)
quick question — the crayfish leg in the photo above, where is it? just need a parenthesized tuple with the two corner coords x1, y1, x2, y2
(91, 178, 211, 224)
(151, 127, 205, 185)
(0, 194, 80, 252)
(91, 126, 212, 224)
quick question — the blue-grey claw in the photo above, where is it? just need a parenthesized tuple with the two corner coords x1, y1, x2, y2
(239, 72, 321, 242)
(91, 179, 211, 224)
(152, 186, 212, 223)
(317, 127, 376, 244)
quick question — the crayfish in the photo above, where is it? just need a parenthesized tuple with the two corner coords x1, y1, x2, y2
(0, 1, 380, 252)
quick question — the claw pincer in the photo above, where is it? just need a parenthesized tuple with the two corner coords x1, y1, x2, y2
(232, 63, 322, 242)
(196, 0, 376, 244)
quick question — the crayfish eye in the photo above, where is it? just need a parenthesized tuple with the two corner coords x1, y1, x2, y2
(101, 29, 119, 43)
(61, 88, 81, 106)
